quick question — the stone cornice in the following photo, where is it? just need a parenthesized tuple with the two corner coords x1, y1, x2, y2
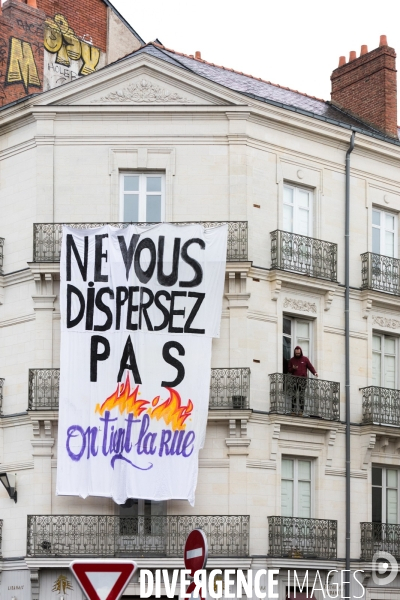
(0, 460, 33, 471)
(0, 558, 29, 570)
(0, 268, 32, 286)
(0, 414, 30, 428)
(208, 409, 252, 421)
(0, 314, 35, 329)
(24, 556, 253, 569)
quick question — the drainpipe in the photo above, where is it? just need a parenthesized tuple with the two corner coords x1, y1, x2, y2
(345, 131, 355, 599)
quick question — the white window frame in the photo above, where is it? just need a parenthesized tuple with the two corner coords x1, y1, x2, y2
(281, 456, 313, 518)
(119, 172, 166, 222)
(283, 316, 314, 366)
(372, 207, 398, 258)
(283, 183, 313, 236)
(372, 332, 398, 389)
(372, 465, 399, 524)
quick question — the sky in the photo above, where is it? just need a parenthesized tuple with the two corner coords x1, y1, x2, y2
(111, 0, 400, 118)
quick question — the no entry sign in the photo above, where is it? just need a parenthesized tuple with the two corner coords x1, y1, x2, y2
(184, 528, 208, 576)
(70, 560, 136, 600)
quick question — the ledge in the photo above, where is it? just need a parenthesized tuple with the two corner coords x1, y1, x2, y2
(24, 556, 253, 569)
(208, 409, 252, 421)
(359, 422, 400, 437)
(268, 413, 345, 432)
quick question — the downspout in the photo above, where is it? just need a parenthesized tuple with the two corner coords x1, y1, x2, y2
(345, 131, 355, 598)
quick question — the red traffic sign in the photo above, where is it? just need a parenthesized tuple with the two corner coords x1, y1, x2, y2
(187, 580, 206, 600)
(184, 528, 208, 575)
(70, 560, 136, 600)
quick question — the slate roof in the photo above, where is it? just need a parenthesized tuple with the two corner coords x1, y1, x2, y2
(1, 39, 400, 145)
(129, 43, 400, 144)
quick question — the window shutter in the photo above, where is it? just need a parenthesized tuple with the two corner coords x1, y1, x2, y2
(281, 480, 293, 517)
(384, 354, 396, 389)
(298, 481, 311, 518)
(296, 189, 310, 237)
(372, 335, 382, 387)
(386, 489, 398, 524)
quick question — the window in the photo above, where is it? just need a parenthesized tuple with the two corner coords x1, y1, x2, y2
(372, 208, 397, 258)
(120, 173, 165, 222)
(372, 466, 398, 524)
(281, 458, 312, 518)
(119, 499, 166, 536)
(283, 184, 312, 237)
(372, 333, 397, 389)
(283, 317, 312, 374)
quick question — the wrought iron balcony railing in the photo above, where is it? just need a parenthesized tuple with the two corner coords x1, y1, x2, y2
(0, 378, 4, 415)
(268, 516, 337, 559)
(210, 368, 250, 409)
(29, 369, 60, 410)
(28, 368, 249, 411)
(33, 222, 248, 263)
(27, 515, 250, 557)
(361, 522, 400, 560)
(269, 373, 340, 421)
(361, 252, 400, 294)
(270, 230, 337, 281)
(361, 386, 400, 426)
(0, 237, 3, 273)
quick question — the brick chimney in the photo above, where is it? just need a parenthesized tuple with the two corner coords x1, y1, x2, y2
(331, 36, 398, 138)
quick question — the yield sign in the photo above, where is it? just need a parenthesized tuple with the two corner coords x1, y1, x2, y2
(70, 560, 136, 600)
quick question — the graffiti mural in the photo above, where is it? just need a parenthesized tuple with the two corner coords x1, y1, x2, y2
(6, 37, 41, 92)
(44, 13, 104, 90)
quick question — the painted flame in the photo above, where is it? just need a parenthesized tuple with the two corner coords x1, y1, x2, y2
(149, 388, 193, 431)
(95, 375, 149, 418)
(95, 377, 194, 431)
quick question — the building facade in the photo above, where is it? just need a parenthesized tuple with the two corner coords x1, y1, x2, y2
(1, 10, 400, 598)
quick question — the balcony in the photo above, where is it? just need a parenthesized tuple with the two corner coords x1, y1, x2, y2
(29, 369, 60, 410)
(0, 237, 3, 273)
(360, 522, 400, 560)
(269, 373, 340, 421)
(210, 368, 250, 409)
(268, 516, 337, 559)
(270, 230, 337, 281)
(28, 368, 249, 411)
(361, 386, 400, 427)
(361, 252, 400, 294)
(33, 222, 248, 263)
(27, 515, 250, 557)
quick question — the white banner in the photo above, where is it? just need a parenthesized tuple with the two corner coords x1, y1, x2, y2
(56, 223, 227, 505)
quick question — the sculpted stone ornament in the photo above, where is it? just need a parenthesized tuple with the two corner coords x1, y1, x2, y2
(372, 316, 400, 329)
(283, 297, 317, 313)
(91, 79, 196, 104)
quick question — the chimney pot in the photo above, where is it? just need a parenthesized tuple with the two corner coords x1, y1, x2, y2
(195, 51, 201, 59)
(331, 36, 397, 138)
(27, 0, 38, 5)
(339, 56, 346, 67)
(349, 50, 357, 61)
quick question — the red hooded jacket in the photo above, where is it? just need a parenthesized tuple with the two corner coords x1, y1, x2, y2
(288, 346, 316, 378)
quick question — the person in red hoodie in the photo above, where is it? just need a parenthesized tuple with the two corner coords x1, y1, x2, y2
(287, 346, 318, 415)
